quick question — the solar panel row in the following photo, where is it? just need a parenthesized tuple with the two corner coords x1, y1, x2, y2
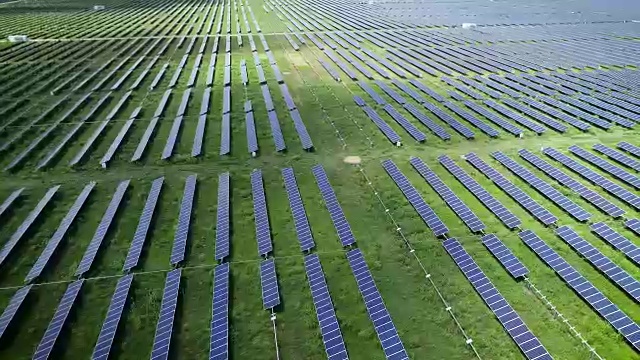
(170, 175, 196, 265)
(627, 219, 640, 238)
(260, 258, 281, 309)
(151, 269, 181, 360)
(311, 165, 356, 247)
(210, 263, 230, 360)
(463, 100, 523, 136)
(251, 170, 273, 256)
(568, 145, 640, 190)
(618, 142, 640, 159)
(382, 104, 426, 142)
(0, 188, 24, 219)
(282, 168, 315, 252)
(481, 234, 529, 279)
(402, 103, 450, 140)
(442, 102, 500, 137)
(91, 274, 133, 360)
(593, 144, 640, 172)
(0, 285, 32, 341)
(591, 222, 640, 267)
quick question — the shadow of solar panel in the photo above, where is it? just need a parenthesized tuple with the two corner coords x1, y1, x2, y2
(260, 259, 280, 309)
(443, 238, 550, 359)
(591, 222, 640, 267)
(91, 274, 133, 360)
(150, 269, 181, 360)
(438, 155, 521, 229)
(410, 157, 484, 232)
(215, 173, 230, 261)
(492, 151, 590, 221)
(618, 142, 640, 160)
(544, 147, 640, 211)
(282, 168, 315, 251)
(25, 182, 95, 283)
(170, 175, 196, 265)
(382, 159, 448, 236)
(346, 249, 409, 359)
(481, 234, 528, 278)
(627, 219, 640, 237)
(463, 100, 523, 136)
(0, 188, 23, 220)
(123, 177, 163, 271)
(75, 180, 129, 277)
(210, 263, 229, 359)
(465, 153, 557, 225)
(593, 144, 640, 172)
(311, 165, 356, 246)
(251, 170, 273, 256)
(519, 230, 640, 351)
(303, 254, 348, 359)
(569, 145, 640, 190)
(0, 285, 32, 341)
(33, 280, 83, 360)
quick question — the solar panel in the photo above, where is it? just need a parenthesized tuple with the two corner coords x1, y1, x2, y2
(123, 177, 163, 272)
(391, 79, 425, 104)
(192, 105, 208, 156)
(519, 229, 640, 352)
(311, 165, 356, 246)
(100, 107, 142, 166)
(209, 263, 230, 360)
(251, 170, 273, 256)
(409, 79, 444, 102)
(346, 249, 409, 360)
(539, 96, 611, 129)
(91, 274, 133, 360)
(465, 153, 557, 225)
(265, 110, 286, 152)
(260, 259, 281, 309)
(558, 95, 635, 128)
(303, 254, 348, 359)
(402, 103, 450, 140)
(382, 159, 449, 236)
(32, 280, 84, 360)
(170, 175, 196, 265)
(222, 86, 231, 114)
(618, 142, 640, 159)
(481, 234, 529, 279)
(131, 117, 159, 162)
(280, 83, 297, 110)
(591, 222, 640, 267)
(75, 180, 129, 277)
(409, 157, 485, 232)
(556, 226, 640, 302)
(443, 102, 499, 137)
(443, 238, 550, 359)
(289, 109, 314, 150)
(518, 97, 590, 131)
(593, 144, 640, 172)
(500, 98, 567, 133)
(438, 155, 521, 229)
(492, 151, 591, 221)
(0, 285, 32, 341)
(0, 188, 24, 220)
(463, 100, 523, 136)
(568, 145, 640, 190)
(150, 269, 181, 360)
(382, 104, 426, 142)
(220, 113, 231, 155)
(215, 173, 230, 261)
(375, 80, 407, 104)
(423, 100, 475, 139)
(544, 147, 640, 211)
(483, 100, 546, 134)
(282, 168, 315, 252)
(25, 182, 95, 283)
(627, 219, 640, 237)
(358, 81, 386, 105)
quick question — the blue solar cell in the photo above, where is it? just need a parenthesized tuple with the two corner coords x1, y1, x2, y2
(591, 222, 640, 267)
(382, 159, 449, 236)
(559, 95, 635, 128)
(519, 229, 640, 352)
(492, 152, 591, 222)
(346, 249, 409, 359)
(303, 254, 348, 359)
(539, 96, 611, 129)
(150, 269, 181, 360)
(215, 173, 230, 261)
(170, 175, 196, 265)
(481, 234, 529, 279)
(311, 165, 356, 246)
(25, 183, 95, 283)
(0, 285, 32, 341)
(209, 263, 230, 360)
(91, 274, 133, 360)
(500, 98, 567, 133)
(260, 259, 281, 309)
(123, 177, 164, 271)
(375, 80, 407, 104)
(568, 145, 640, 190)
(484, 100, 546, 134)
(438, 155, 520, 229)
(391, 79, 425, 104)
(33, 280, 84, 360)
(443, 238, 549, 360)
(282, 168, 315, 252)
(76, 180, 129, 277)
(465, 153, 557, 225)
(251, 170, 273, 256)
(409, 157, 485, 232)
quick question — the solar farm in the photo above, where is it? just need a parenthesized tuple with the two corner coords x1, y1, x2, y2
(1, 0, 640, 359)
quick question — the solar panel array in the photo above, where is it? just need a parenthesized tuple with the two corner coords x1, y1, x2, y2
(0, 188, 24, 219)
(346, 249, 409, 360)
(360, 106, 402, 145)
(593, 144, 640, 172)
(0, 185, 60, 267)
(382, 104, 427, 142)
(33, 280, 84, 360)
(568, 145, 640, 190)
(591, 222, 640, 267)
(518, 149, 625, 218)
(0, 285, 32, 341)
(382, 159, 449, 236)
(245, 100, 259, 154)
(123, 177, 164, 271)
(311, 165, 356, 246)
(260, 258, 281, 309)
(627, 219, 640, 237)
(491, 151, 591, 221)
(25, 182, 95, 283)
(465, 153, 557, 225)
(303, 254, 348, 360)
(443, 238, 550, 360)
(210, 263, 230, 360)
(91, 274, 133, 360)
(282, 168, 315, 252)
(150, 268, 181, 360)
(215, 172, 230, 261)
(409, 156, 485, 232)
(170, 175, 196, 265)
(481, 234, 529, 279)
(519, 230, 640, 351)
(251, 169, 273, 256)
(618, 142, 640, 159)
(438, 155, 521, 229)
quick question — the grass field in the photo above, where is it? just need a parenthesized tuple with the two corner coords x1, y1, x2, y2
(0, 0, 640, 359)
